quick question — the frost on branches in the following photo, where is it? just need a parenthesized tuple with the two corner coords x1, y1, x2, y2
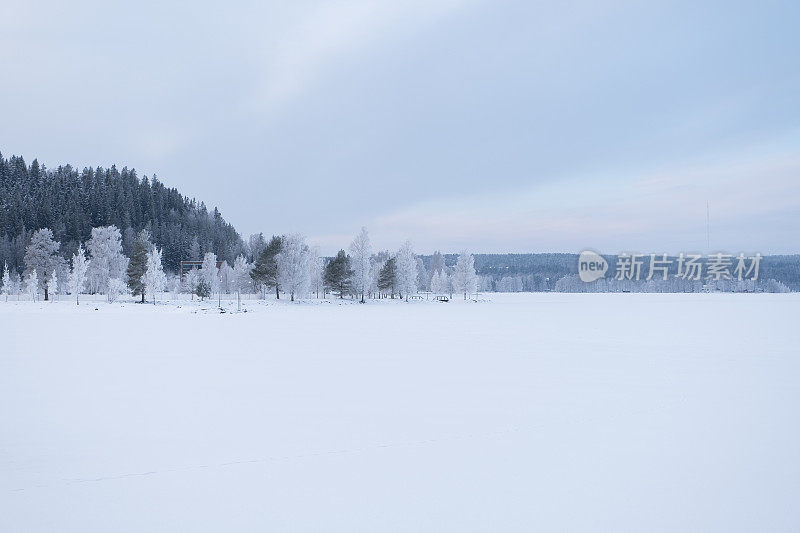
(23, 228, 64, 301)
(47, 269, 58, 302)
(142, 247, 167, 304)
(200, 252, 221, 305)
(25, 270, 39, 301)
(277, 234, 310, 302)
(2, 262, 10, 302)
(232, 255, 252, 311)
(395, 241, 417, 301)
(452, 251, 478, 299)
(86, 225, 129, 296)
(69, 244, 89, 305)
(349, 227, 373, 303)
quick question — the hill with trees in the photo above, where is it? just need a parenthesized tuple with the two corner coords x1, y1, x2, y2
(0, 151, 242, 274)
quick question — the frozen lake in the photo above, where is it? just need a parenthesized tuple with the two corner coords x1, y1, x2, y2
(2, 293, 799, 531)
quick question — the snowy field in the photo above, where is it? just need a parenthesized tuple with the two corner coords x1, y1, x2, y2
(2, 293, 799, 532)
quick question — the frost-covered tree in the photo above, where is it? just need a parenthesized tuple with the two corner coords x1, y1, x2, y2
(251, 235, 282, 299)
(47, 269, 58, 302)
(246, 233, 267, 262)
(126, 229, 152, 303)
(430, 251, 446, 277)
(107, 278, 129, 303)
(395, 241, 417, 301)
(219, 261, 234, 294)
(26, 270, 39, 301)
(349, 227, 373, 303)
(196, 279, 211, 300)
(430, 270, 446, 294)
(11, 272, 22, 301)
(452, 250, 478, 299)
(166, 274, 181, 300)
(188, 236, 201, 261)
(86, 225, 128, 296)
(23, 228, 63, 301)
(200, 252, 221, 305)
(308, 246, 325, 299)
(183, 268, 200, 300)
(324, 250, 353, 298)
(370, 251, 389, 299)
(277, 233, 310, 302)
(142, 247, 167, 304)
(416, 256, 428, 292)
(1, 263, 10, 302)
(378, 256, 397, 298)
(232, 255, 252, 311)
(69, 244, 89, 305)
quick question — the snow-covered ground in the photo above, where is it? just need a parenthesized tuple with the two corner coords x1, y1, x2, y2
(2, 293, 799, 532)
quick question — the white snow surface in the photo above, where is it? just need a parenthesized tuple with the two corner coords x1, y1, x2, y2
(2, 293, 799, 532)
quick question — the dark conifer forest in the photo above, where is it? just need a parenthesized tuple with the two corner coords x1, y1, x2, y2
(0, 152, 243, 273)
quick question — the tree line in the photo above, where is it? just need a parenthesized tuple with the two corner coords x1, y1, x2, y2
(1, 225, 479, 305)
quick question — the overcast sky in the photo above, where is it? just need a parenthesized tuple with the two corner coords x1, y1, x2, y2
(1, 0, 798, 254)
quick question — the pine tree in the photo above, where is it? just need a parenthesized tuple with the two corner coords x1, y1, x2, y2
(196, 279, 211, 300)
(324, 250, 353, 298)
(126, 229, 152, 302)
(251, 235, 282, 299)
(378, 257, 397, 298)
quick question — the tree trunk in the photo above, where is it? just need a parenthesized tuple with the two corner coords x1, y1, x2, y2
(44, 287, 49, 301)
(275, 285, 280, 299)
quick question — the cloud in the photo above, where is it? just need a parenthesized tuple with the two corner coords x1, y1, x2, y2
(248, 0, 474, 113)
(320, 135, 800, 254)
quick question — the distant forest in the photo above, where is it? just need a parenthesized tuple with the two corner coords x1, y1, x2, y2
(0, 152, 243, 274)
(426, 253, 800, 292)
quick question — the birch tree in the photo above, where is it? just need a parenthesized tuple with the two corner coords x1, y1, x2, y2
(47, 269, 58, 302)
(69, 244, 89, 305)
(276, 233, 310, 302)
(142, 247, 167, 305)
(232, 255, 252, 311)
(86, 225, 128, 296)
(395, 241, 418, 301)
(349, 227, 373, 303)
(26, 270, 38, 301)
(308, 246, 325, 299)
(200, 252, 221, 306)
(452, 250, 478, 299)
